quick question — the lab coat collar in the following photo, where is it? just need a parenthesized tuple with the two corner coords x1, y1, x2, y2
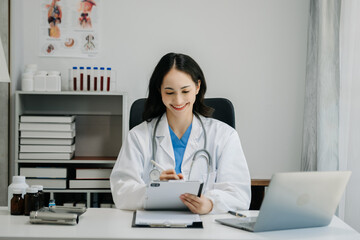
(155, 114, 175, 161)
(154, 113, 204, 165)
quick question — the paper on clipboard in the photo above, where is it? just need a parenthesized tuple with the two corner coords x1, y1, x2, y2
(144, 181, 203, 210)
(134, 210, 201, 226)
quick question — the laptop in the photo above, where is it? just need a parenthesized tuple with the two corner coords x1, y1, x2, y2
(215, 171, 351, 232)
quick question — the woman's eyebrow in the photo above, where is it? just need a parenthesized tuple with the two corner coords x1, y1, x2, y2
(164, 85, 191, 90)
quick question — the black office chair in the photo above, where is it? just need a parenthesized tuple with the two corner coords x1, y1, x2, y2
(129, 98, 235, 130)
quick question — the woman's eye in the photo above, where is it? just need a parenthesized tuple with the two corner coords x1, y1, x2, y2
(182, 91, 189, 94)
(166, 92, 174, 95)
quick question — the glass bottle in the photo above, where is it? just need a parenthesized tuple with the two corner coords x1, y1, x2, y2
(49, 199, 56, 207)
(31, 185, 44, 209)
(7, 176, 28, 211)
(24, 187, 39, 216)
(11, 188, 25, 215)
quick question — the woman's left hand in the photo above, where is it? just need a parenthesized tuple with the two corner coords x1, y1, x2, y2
(179, 194, 213, 214)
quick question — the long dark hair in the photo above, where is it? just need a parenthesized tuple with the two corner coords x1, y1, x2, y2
(143, 53, 213, 122)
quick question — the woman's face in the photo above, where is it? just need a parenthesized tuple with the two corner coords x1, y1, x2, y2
(161, 67, 200, 119)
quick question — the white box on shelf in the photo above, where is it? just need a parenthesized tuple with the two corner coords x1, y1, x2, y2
(46, 75, 61, 91)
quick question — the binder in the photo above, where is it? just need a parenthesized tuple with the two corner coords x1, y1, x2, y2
(132, 210, 203, 228)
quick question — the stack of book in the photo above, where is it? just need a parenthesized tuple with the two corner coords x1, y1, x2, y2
(19, 115, 76, 160)
(20, 167, 67, 189)
(69, 168, 112, 189)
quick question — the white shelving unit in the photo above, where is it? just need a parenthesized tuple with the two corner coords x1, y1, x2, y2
(14, 91, 128, 207)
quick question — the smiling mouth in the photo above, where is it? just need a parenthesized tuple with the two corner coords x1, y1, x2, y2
(171, 103, 188, 111)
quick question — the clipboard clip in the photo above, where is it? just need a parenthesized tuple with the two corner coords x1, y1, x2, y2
(149, 223, 189, 228)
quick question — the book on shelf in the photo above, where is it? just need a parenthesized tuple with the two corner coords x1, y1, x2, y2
(19, 122, 75, 131)
(100, 203, 113, 208)
(63, 202, 75, 207)
(75, 168, 112, 179)
(20, 130, 75, 139)
(20, 144, 75, 153)
(19, 152, 74, 160)
(20, 138, 74, 145)
(75, 202, 86, 207)
(25, 178, 67, 189)
(20, 167, 67, 178)
(69, 180, 110, 189)
(20, 115, 75, 123)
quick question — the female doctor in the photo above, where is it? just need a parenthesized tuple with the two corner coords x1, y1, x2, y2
(110, 53, 251, 214)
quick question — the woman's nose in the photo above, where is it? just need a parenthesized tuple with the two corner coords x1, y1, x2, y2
(174, 94, 183, 104)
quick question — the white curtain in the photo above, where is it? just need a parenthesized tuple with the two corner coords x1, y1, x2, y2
(339, 0, 360, 232)
(301, 0, 341, 172)
(302, 0, 360, 231)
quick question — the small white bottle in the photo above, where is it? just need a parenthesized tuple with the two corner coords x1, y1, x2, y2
(24, 64, 37, 73)
(46, 71, 61, 91)
(21, 72, 34, 91)
(33, 71, 47, 91)
(8, 176, 29, 211)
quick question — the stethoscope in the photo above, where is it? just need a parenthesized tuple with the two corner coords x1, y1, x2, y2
(149, 113, 212, 187)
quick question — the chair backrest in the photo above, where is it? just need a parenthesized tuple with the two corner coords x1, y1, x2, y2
(129, 98, 235, 130)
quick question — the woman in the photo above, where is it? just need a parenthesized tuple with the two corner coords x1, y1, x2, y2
(110, 53, 251, 214)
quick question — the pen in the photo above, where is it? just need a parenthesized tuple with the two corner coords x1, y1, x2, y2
(151, 160, 166, 172)
(228, 211, 246, 218)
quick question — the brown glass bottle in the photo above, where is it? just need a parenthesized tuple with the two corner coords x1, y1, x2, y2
(24, 187, 39, 216)
(10, 189, 24, 215)
(31, 185, 44, 208)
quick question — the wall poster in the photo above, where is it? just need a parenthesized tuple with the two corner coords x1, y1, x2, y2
(39, 0, 100, 58)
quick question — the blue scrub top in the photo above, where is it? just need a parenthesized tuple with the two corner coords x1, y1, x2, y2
(169, 123, 192, 174)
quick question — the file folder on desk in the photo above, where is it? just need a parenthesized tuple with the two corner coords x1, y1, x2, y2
(132, 210, 203, 228)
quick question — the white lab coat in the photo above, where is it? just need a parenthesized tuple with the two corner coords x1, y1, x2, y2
(110, 113, 251, 213)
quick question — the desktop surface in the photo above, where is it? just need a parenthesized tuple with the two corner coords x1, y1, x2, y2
(0, 207, 359, 240)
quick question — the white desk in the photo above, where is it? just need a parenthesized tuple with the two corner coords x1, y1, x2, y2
(0, 207, 359, 240)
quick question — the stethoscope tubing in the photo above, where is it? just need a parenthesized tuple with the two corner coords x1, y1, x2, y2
(151, 113, 212, 189)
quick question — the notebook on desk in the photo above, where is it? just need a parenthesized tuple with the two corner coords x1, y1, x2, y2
(216, 171, 351, 232)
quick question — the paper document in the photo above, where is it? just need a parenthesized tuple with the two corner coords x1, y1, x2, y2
(135, 210, 201, 226)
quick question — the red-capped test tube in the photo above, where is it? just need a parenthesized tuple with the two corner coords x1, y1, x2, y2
(100, 67, 105, 91)
(72, 67, 77, 91)
(107, 67, 111, 91)
(93, 67, 98, 91)
(86, 67, 91, 91)
(79, 67, 84, 91)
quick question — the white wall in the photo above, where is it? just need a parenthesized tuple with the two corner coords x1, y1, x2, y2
(10, 0, 310, 179)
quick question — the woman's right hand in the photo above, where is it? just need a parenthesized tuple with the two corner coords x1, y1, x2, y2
(160, 169, 184, 181)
